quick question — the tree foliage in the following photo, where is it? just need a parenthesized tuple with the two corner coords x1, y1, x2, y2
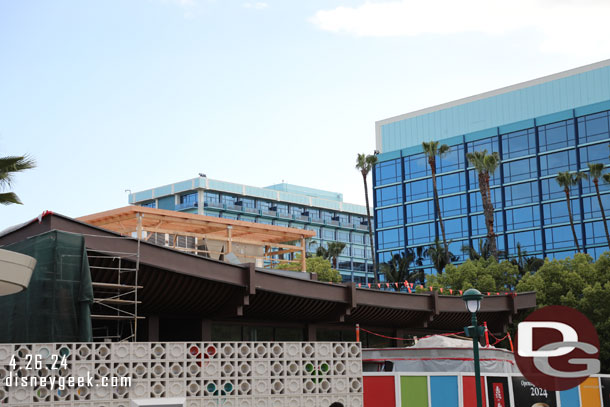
(276, 254, 342, 283)
(0, 155, 36, 205)
(517, 253, 610, 372)
(428, 257, 520, 293)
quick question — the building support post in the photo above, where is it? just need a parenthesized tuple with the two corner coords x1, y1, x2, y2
(226, 226, 232, 254)
(300, 236, 306, 272)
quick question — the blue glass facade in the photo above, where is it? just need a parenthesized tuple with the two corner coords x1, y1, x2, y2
(375, 59, 610, 275)
(130, 179, 374, 283)
(374, 107, 610, 274)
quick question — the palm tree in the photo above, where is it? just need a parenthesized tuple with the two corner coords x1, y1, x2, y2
(326, 242, 346, 269)
(0, 155, 36, 205)
(422, 141, 451, 266)
(588, 163, 610, 250)
(427, 239, 458, 275)
(555, 171, 587, 252)
(467, 150, 500, 259)
(380, 251, 416, 291)
(356, 153, 378, 284)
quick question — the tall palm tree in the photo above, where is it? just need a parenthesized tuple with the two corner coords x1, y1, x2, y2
(0, 155, 36, 205)
(380, 251, 416, 291)
(422, 141, 451, 266)
(588, 163, 610, 250)
(555, 171, 587, 252)
(427, 239, 458, 275)
(467, 150, 500, 259)
(356, 153, 378, 284)
(325, 242, 347, 269)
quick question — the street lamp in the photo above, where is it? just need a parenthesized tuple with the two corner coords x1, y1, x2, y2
(462, 288, 484, 407)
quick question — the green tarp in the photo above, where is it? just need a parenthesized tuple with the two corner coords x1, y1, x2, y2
(0, 230, 93, 342)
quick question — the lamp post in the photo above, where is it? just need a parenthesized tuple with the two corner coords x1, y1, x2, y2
(462, 288, 484, 407)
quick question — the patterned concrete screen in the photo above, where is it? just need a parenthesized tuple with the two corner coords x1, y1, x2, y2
(363, 372, 610, 407)
(0, 342, 363, 407)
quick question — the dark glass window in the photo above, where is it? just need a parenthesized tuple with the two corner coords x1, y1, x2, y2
(466, 137, 499, 157)
(540, 177, 577, 201)
(445, 217, 468, 239)
(376, 228, 404, 250)
(353, 261, 366, 271)
(505, 181, 538, 207)
(375, 159, 401, 185)
(438, 194, 468, 218)
(507, 230, 543, 253)
(505, 205, 540, 230)
(545, 225, 581, 250)
(578, 111, 610, 144)
(469, 188, 501, 212)
(338, 260, 351, 270)
(437, 172, 467, 195)
(539, 149, 577, 176)
(405, 178, 433, 200)
(376, 206, 403, 228)
(406, 200, 434, 223)
(503, 157, 537, 182)
(376, 185, 403, 206)
(579, 143, 610, 168)
(437, 145, 465, 173)
(404, 153, 429, 179)
(180, 193, 197, 204)
(543, 199, 581, 224)
(471, 213, 503, 236)
(501, 128, 536, 159)
(406, 223, 434, 245)
(583, 194, 610, 220)
(538, 119, 575, 152)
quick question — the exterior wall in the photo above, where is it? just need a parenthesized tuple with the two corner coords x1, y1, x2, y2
(374, 61, 610, 274)
(0, 341, 363, 406)
(131, 180, 374, 283)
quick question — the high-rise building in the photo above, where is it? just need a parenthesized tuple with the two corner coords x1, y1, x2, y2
(374, 59, 610, 275)
(129, 178, 374, 282)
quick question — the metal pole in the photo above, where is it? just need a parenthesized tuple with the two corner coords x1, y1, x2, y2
(472, 313, 483, 407)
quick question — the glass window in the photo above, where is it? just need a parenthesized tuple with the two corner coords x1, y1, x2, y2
(578, 111, 610, 144)
(404, 153, 429, 179)
(337, 231, 350, 243)
(541, 177, 577, 201)
(241, 198, 255, 209)
(467, 137, 499, 155)
(438, 194, 468, 218)
(505, 181, 538, 207)
(582, 173, 610, 195)
(471, 213, 503, 236)
(321, 211, 334, 222)
(406, 200, 434, 223)
(538, 119, 575, 152)
(321, 228, 335, 240)
(376, 185, 403, 206)
(289, 205, 303, 215)
(258, 200, 272, 211)
(583, 194, 610, 220)
(205, 192, 219, 204)
(437, 172, 467, 195)
(222, 213, 238, 220)
(274, 220, 288, 227)
(308, 208, 320, 219)
(579, 143, 610, 168)
(585, 221, 609, 245)
(352, 246, 366, 258)
(540, 150, 577, 176)
(545, 225, 582, 250)
(376, 228, 404, 250)
(375, 159, 401, 185)
(445, 217, 468, 239)
(239, 215, 256, 223)
(221, 194, 236, 206)
(543, 199, 580, 224)
(469, 188, 501, 212)
(376, 206, 403, 228)
(503, 157, 537, 183)
(353, 261, 366, 271)
(507, 230, 543, 253)
(406, 223, 434, 245)
(468, 167, 501, 187)
(141, 201, 156, 208)
(351, 233, 364, 244)
(405, 178, 433, 201)
(338, 213, 349, 224)
(338, 260, 351, 270)
(180, 193, 197, 204)
(502, 128, 536, 159)
(505, 205, 540, 230)
(275, 203, 289, 215)
(437, 145, 465, 173)
(257, 218, 272, 225)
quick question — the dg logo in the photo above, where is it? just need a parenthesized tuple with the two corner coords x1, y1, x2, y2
(515, 305, 600, 391)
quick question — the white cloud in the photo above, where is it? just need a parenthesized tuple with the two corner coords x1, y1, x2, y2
(243, 2, 269, 10)
(310, 0, 610, 57)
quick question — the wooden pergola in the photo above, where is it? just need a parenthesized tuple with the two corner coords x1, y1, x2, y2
(77, 206, 315, 271)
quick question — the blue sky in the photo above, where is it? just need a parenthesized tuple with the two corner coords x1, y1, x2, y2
(2, 0, 609, 230)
